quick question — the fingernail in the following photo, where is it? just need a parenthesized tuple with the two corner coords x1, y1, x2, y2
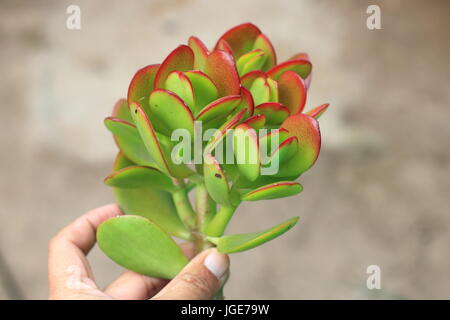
(204, 249, 229, 280)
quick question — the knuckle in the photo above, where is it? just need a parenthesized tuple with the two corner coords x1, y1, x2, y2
(179, 272, 212, 296)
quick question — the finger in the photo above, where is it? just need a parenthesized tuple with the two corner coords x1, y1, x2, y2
(152, 248, 229, 300)
(105, 242, 195, 300)
(48, 203, 122, 298)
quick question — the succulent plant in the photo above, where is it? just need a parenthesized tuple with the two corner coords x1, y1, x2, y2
(98, 22, 329, 297)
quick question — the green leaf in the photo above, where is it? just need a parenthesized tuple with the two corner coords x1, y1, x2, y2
(243, 114, 265, 129)
(188, 36, 209, 71)
(214, 23, 262, 59)
(204, 154, 230, 205)
(104, 165, 176, 193)
(104, 117, 154, 167)
(253, 33, 277, 71)
(236, 49, 266, 76)
(184, 71, 218, 112)
(305, 103, 330, 119)
(233, 123, 260, 181)
(97, 215, 188, 279)
(267, 59, 312, 81)
(267, 78, 279, 102)
(196, 95, 241, 123)
(214, 216, 299, 253)
(154, 45, 194, 89)
(254, 102, 289, 125)
(242, 181, 303, 201)
(204, 50, 240, 96)
(149, 89, 195, 137)
(276, 114, 321, 178)
(112, 98, 133, 123)
(267, 136, 298, 166)
(110, 153, 190, 240)
(249, 77, 271, 106)
(164, 71, 195, 111)
(130, 102, 193, 179)
(127, 64, 159, 113)
(278, 70, 307, 114)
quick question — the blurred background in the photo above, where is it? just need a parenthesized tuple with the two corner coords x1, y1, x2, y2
(0, 0, 449, 299)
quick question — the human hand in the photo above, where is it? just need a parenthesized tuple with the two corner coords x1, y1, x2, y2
(48, 204, 229, 300)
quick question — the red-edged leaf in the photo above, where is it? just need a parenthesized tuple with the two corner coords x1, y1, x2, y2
(148, 89, 195, 136)
(267, 59, 312, 81)
(233, 123, 260, 181)
(242, 181, 303, 201)
(233, 87, 254, 118)
(250, 76, 271, 105)
(289, 53, 310, 61)
(204, 50, 240, 97)
(215, 23, 262, 59)
(188, 36, 209, 71)
(305, 103, 329, 119)
(112, 98, 133, 123)
(278, 70, 307, 114)
(253, 33, 277, 71)
(205, 109, 246, 154)
(154, 45, 194, 89)
(184, 70, 218, 112)
(204, 154, 231, 205)
(164, 71, 195, 110)
(196, 95, 241, 122)
(255, 102, 290, 125)
(243, 114, 265, 129)
(241, 70, 266, 89)
(268, 136, 298, 164)
(127, 64, 160, 113)
(276, 114, 321, 177)
(215, 39, 234, 56)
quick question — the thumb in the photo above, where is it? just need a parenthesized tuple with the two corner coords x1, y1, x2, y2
(152, 248, 229, 300)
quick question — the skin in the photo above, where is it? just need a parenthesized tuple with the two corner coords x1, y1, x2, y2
(48, 203, 227, 300)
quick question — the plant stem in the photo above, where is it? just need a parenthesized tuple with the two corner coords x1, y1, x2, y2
(172, 180, 195, 230)
(193, 183, 214, 253)
(204, 205, 237, 237)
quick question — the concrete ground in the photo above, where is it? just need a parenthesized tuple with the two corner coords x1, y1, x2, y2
(0, 0, 449, 299)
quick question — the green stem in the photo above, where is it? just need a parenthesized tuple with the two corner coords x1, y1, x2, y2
(204, 205, 237, 237)
(193, 183, 214, 253)
(172, 181, 195, 230)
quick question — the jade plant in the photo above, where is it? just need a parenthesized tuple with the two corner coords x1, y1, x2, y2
(97, 22, 329, 297)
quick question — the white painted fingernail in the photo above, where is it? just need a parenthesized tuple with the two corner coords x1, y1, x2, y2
(204, 249, 229, 280)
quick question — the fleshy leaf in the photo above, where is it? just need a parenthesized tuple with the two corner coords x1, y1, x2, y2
(111, 153, 189, 240)
(253, 33, 277, 71)
(205, 109, 246, 154)
(243, 114, 265, 129)
(196, 95, 241, 123)
(112, 98, 133, 123)
(204, 154, 231, 205)
(233, 123, 260, 181)
(154, 45, 194, 89)
(184, 71, 218, 112)
(254, 102, 290, 125)
(267, 78, 279, 102)
(231, 87, 254, 120)
(242, 181, 303, 201)
(204, 50, 240, 97)
(164, 71, 195, 111)
(305, 103, 329, 119)
(240, 70, 266, 90)
(215, 39, 234, 56)
(214, 216, 299, 253)
(127, 64, 160, 113)
(236, 49, 266, 76)
(249, 77, 271, 105)
(266, 136, 298, 166)
(97, 215, 188, 279)
(188, 36, 209, 71)
(104, 117, 154, 167)
(215, 23, 262, 59)
(105, 165, 176, 193)
(276, 114, 321, 177)
(149, 89, 195, 137)
(267, 59, 312, 81)
(278, 70, 307, 114)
